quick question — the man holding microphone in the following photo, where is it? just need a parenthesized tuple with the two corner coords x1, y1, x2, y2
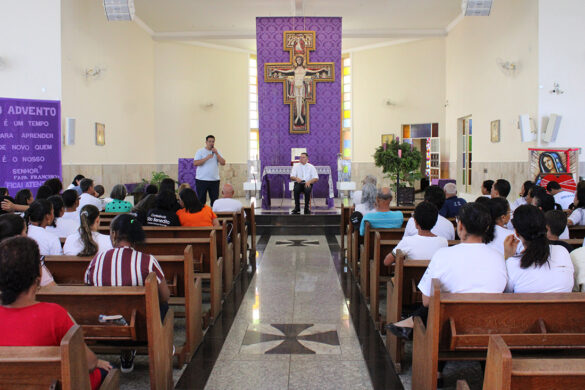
(193, 135, 226, 206)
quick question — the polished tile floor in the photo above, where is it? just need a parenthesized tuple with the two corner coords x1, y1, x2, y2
(203, 235, 373, 390)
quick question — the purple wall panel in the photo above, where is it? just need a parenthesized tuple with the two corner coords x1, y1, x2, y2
(256, 17, 341, 197)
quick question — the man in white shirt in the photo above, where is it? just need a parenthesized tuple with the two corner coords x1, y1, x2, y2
(193, 135, 226, 206)
(78, 178, 104, 212)
(290, 152, 319, 214)
(547, 181, 574, 210)
(212, 183, 244, 213)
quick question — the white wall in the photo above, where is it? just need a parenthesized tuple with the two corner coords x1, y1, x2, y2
(60, 0, 155, 164)
(153, 42, 249, 164)
(445, 0, 539, 164)
(538, 0, 585, 159)
(0, 0, 61, 100)
(351, 38, 446, 162)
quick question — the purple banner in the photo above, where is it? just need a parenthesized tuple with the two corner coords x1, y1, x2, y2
(256, 17, 342, 199)
(0, 97, 61, 196)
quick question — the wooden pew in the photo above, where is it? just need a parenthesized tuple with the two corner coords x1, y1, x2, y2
(0, 325, 120, 390)
(347, 217, 359, 275)
(412, 279, 585, 390)
(243, 203, 256, 261)
(37, 273, 174, 390)
(340, 204, 352, 256)
(570, 225, 585, 239)
(44, 245, 203, 366)
(134, 234, 223, 321)
(215, 210, 243, 276)
(483, 335, 585, 390)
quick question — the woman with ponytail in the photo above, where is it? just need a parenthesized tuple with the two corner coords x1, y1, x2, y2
(63, 205, 112, 256)
(0, 237, 112, 389)
(504, 204, 573, 293)
(487, 197, 513, 255)
(25, 199, 62, 256)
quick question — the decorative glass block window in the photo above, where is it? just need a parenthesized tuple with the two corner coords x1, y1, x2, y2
(249, 55, 259, 161)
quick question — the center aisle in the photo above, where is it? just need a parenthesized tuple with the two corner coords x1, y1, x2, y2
(203, 235, 373, 390)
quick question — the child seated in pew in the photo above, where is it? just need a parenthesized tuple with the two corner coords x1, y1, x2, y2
(46, 195, 78, 238)
(25, 199, 63, 256)
(531, 189, 570, 238)
(403, 186, 455, 240)
(0, 213, 55, 287)
(84, 214, 170, 373)
(487, 197, 513, 256)
(545, 210, 575, 253)
(481, 179, 494, 198)
(0, 236, 112, 389)
(510, 180, 534, 211)
(177, 188, 219, 227)
(387, 202, 507, 340)
(568, 184, 585, 226)
(63, 205, 113, 256)
(383, 201, 448, 266)
(503, 205, 573, 293)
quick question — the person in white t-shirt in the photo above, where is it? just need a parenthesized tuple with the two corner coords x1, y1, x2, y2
(386, 202, 507, 340)
(212, 183, 244, 214)
(547, 181, 574, 210)
(481, 180, 494, 198)
(530, 190, 570, 238)
(384, 201, 448, 266)
(45, 195, 78, 238)
(25, 199, 63, 256)
(78, 178, 104, 212)
(64, 205, 113, 256)
(354, 183, 377, 216)
(503, 204, 573, 293)
(403, 186, 455, 240)
(487, 197, 514, 256)
(0, 213, 55, 286)
(510, 180, 534, 211)
(290, 152, 319, 215)
(60, 189, 80, 226)
(568, 185, 585, 226)
(352, 175, 377, 205)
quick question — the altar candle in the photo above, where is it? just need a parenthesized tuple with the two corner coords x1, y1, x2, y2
(398, 149, 402, 158)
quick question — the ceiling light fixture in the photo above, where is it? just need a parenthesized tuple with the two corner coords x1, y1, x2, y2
(103, 0, 135, 21)
(461, 0, 493, 16)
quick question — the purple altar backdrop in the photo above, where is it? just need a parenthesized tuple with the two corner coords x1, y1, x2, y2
(178, 158, 197, 190)
(256, 17, 342, 206)
(0, 97, 61, 197)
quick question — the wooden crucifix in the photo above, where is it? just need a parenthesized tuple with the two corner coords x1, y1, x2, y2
(264, 31, 335, 134)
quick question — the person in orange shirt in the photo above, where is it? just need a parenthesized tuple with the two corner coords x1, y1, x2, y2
(177, 188, 219, 227)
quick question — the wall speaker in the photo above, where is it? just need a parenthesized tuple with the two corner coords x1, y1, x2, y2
(462, 0, 493, 16)
(542, 114, 562, 143)
(519, 114, 535, 143)
(65, 117, 75, 145)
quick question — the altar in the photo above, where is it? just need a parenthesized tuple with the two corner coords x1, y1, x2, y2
(261, 166, 335, 209)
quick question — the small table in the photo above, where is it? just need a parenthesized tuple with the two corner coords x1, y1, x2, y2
(261, 166, 335, 209)
(336, 181, 356, 200)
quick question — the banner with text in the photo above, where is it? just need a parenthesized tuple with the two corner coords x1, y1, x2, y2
(0, 97, 61, 196)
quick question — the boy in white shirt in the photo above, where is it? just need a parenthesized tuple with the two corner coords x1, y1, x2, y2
(403, 186, 455, 240)
(547, 181, 574, 210)
(384, 201, 448, 266)
(78, 178, 104, 212)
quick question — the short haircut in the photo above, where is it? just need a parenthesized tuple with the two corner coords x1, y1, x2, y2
(0, 236, 41, 305)
(61, 189, 78, 208)
(206, 135, 215, 141)
(110, 184, 127, 201)
(546, 181, 561, 192)
(482, 180, 494, 192)
(376, 188, 393, 201)
(521, 180, 534, 197)
(494, 179, 511, 198)
(443, 183, 457, 195)
(301, 152, 309, 158)
(0, 214, 26, 242)
(545, 210, 567, 237)
(413, 201, 439, 230)
(14, 189, 33, 206)
(94, 185, 105, 197)
(424, 185, 446, 210)
(458, 202, 492, 240)
(534, 192, 561, 212)
(79, 178, 94, 193)
(475, 196, 490, 206)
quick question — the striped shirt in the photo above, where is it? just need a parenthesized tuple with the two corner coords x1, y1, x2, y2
(84, 247, 165, 286)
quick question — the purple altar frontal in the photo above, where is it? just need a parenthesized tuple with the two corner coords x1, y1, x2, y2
(261, 165, 334, 209)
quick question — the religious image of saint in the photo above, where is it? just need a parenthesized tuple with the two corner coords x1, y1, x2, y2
(270, 56, 330, 126)
(539, 152, 566, 174)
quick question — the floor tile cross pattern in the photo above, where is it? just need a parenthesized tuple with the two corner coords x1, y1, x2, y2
(241, 323, 340, 354)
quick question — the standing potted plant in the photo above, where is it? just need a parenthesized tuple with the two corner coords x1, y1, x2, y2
(373, 138, 422, 205)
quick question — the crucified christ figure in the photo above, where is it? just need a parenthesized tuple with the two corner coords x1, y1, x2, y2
(270, 56, 330, 125)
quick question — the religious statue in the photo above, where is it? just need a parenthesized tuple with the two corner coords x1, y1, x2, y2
(264, 31, 335, 134)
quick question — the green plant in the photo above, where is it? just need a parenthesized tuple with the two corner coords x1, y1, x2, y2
(135, 171, 172, 192)
(373, 140, 422, 189)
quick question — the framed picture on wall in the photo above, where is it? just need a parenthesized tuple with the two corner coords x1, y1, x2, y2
(490, 120, 500, 143)
(381, 133, 395, 145)
(95, 123, 105, 146)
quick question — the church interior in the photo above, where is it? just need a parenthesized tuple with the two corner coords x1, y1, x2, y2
(1, 0, 585, 389)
